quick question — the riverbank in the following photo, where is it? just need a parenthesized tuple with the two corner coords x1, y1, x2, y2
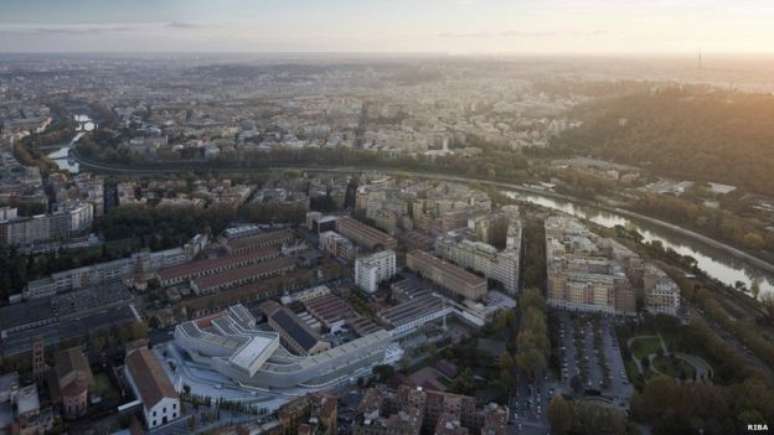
(70, 151, 774, 293)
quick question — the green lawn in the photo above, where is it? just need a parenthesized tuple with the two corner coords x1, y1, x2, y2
(92, 373, 120, 402)
(652, 355, 696, 380)
(630, 336, 663, 361)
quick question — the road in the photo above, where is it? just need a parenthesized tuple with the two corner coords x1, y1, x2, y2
(70, 152, 774, 278)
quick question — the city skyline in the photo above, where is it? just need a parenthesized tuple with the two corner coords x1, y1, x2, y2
(2, 0, 774, 54)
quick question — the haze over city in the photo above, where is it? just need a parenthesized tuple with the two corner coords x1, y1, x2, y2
(3, 2, 774, 435)
(3, 0, 774, 53)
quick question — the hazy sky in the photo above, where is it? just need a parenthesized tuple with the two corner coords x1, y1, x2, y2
(1, 0, 774, 54)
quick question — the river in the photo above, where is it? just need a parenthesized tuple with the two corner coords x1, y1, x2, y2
(505, 191, 774, 298)
(47, 132, 85, 174)
(62, 150, 774, 298)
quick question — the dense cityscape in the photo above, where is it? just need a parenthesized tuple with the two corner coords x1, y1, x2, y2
(3, 3, 774, 435)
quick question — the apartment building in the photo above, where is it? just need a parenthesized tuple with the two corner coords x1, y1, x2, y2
(435, 236, 521, 295)
(0, 202, 94, 246)
(643, 264, 681, 316)
(319, 231, 356, 260)
(406, 250, 487, 301)
(352, 385, 508, 435)
(545, 216, 637, 315)
(355, 250, 397, 293)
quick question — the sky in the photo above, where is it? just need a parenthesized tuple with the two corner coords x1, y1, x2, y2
(1, 0, 774, 54)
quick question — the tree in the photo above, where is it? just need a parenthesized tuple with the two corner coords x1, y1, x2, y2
(516, 347, 546, 380)
(520, 287, 546, 311)
(548, 395, 574, 435)
(372, 364, 395, 383)
(750, 278, 762, 300)
(573, 401, 627, 435)
(450, 368, 475, 395)
(760, 292, 774, 322)
(493, 309, 516, 332)
(743, 232, 765, 250)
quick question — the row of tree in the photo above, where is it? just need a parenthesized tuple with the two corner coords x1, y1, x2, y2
(514, 288, 550, 381)
(548, 395, 630, 435)
(688, 286, 774, 375)
(632, 193, 774, 253)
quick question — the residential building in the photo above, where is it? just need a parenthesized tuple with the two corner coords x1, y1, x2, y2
(352, 386, 507, 435)
(643, 264, 681, 316)
(545, 216, 637, 315)
(406, 250, 487, 301)
(319, 231, 356, 260)
(355, 250, 397, 293)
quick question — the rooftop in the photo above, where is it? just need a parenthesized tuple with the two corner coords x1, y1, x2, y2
(271, 308, 320, 352)
(126, 347, 178, 410)
(227, 229, 293, 251)
(158, 248, 278, 282)
(408, 250, 486, 287)
(193, 256, 294, 291)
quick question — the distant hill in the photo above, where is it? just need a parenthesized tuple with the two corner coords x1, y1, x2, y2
(551, 89, 774, 194)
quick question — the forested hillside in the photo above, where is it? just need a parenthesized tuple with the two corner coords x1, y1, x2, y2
(551, 89, 774, 194)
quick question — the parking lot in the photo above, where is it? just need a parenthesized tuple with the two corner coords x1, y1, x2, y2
(556, 312, 633, 407)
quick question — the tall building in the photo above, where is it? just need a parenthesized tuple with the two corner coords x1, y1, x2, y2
(406, 250, 487, 301)
(355, 250, 397, 293)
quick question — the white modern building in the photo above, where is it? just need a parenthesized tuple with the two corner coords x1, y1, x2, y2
(174, 304, 394, 390)
(355, 250, 397, 293)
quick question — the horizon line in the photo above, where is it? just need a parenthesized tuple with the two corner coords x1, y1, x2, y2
(3, 50, 774, 58)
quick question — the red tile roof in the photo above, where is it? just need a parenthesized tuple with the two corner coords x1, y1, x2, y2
(192, 257, 295, 292)
(126, 348, 177, 409)
(158, 248, 278, 282)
